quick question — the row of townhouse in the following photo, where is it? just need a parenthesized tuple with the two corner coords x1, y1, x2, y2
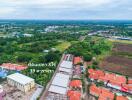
(67, 56, 84, 100)
(90, 84, 130, 100)
(88, 69, 132, 100)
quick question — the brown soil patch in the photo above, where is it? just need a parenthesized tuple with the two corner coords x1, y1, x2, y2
(99, 43, 132, 77)
(113, 43, 132, 53)
(105, 56, 132, 67)
(99, 56, 132, 77)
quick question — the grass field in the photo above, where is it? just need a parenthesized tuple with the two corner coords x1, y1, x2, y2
(108, 39, 132, 44)
(55, 41, 71, 52)
(97, 51, 111, 61)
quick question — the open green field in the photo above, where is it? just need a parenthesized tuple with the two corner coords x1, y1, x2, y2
(55, 41, 71, 52)
(108, 39, 132, 44)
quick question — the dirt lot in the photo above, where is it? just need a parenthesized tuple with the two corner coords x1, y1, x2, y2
(106, 56, 132, 68)
(99, 59, 132, 77)
(99, 43, 132, 77)
(2, 81, 35, 100)
(113, 43, 132, 53)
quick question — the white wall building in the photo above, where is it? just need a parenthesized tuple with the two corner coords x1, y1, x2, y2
(7, 73, 35, 93)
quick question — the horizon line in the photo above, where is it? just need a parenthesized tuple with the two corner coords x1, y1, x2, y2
(0, 19, 132, 21)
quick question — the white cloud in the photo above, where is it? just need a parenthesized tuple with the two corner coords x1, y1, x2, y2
(0, 0, 119, 8)
(0, 0, 132, 19)
(0, 7, 15, 15)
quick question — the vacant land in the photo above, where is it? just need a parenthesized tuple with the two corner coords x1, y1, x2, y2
(99, 43, 132, 77)
(55, 41, 71, 52)
(113, 43, 132, 53)
(108, 39, 132, 44)
(2, 82, 35, 100)
(100, 56, 132, 76)
(106, 56, 132, 67)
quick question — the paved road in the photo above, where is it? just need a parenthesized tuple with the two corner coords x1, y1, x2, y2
(30, 84, 43, 100)
(40, 54, 65, 100)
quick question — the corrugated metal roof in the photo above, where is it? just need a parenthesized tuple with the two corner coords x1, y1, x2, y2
(59, 67, 72, 73)
(7, 73, 34, 85)
(60, 61, 72, 69)
(48, 85, 67, 95)
(56, 73, 69, 79)
(51, 73, 69, 88)
(48, 73, 70, 95)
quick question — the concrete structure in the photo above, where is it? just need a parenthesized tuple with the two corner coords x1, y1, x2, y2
(7, 73, 35, 93)
(23, 34, 33, 37)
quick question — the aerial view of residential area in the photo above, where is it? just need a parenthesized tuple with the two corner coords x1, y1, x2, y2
(0, 0, 132, 100)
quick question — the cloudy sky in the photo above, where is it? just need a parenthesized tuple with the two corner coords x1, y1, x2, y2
(0, 0, 132, 20)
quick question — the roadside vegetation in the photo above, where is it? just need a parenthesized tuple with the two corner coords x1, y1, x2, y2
(67, 36, 112, 63)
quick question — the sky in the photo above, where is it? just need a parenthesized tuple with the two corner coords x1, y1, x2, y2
(0, 0, 132, 20)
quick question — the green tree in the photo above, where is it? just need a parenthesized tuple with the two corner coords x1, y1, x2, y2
(17, 53, 32, 62)
(83, 54, 92, 61)
(45, 52, 59, 62)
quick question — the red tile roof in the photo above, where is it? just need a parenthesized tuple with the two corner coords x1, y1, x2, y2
(88, 69, 94, 73)
(74, 57, 82, 65)
(99, 95, 113, 100)
(89, 74, 99, 80)
(69, 80, 82, 88)
(90, 84, 114, 100)
(96, 70, 105, 77)
(88, 69, 127, 87)
(88, 69, 132, 94)
(116, 75, 126, 84)
(88, 69, 105, 80)
(89, 84, 101, 96)
(1, 63, 27, 71)
(128, 79, 132, 84)
(109, 75, 126, 86)
(99, 88, 114, 100)
(116, 96, 128, 100)
(98, 76, 107, 82)
(98, 95, 106, 100)
(104, 74, 127, 86)
(67, 90, 81, 100)
(106, 73, 116, 81)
